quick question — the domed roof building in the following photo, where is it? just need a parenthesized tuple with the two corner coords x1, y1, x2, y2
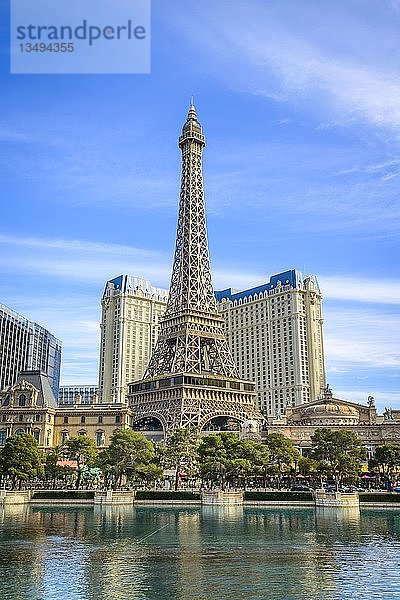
(300, 400, 360, 426)
(282, 385, 372, 427)
(265, 385, 400, 457)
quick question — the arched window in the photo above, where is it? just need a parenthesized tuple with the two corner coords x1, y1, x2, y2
(14, 428, 24, 435)
(33, 430, 40, 443)
(18, 394, 26, 407)
(96, 431, 105, 447)
(61, 430, 69, 445)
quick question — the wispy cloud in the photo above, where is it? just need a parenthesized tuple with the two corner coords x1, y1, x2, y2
(319, 276, 400, 305)
(0, 234, 171, 285)
(0, 234, 163, 257)
(1, 234, 399, 308)
(162, 0, 400, 131)
(204, 137, 400, 236)
(324, 307, 400, 370)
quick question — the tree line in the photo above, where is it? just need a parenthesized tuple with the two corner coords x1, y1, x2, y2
(1, 426, 399, 491)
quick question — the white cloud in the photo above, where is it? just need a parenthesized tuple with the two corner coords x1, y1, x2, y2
(0, 233, 171, 285)
(162, 1, 400, 131)
(324, 307, 400, 370)
(0, 234, 162, 257)
(320, 276, 400, 305)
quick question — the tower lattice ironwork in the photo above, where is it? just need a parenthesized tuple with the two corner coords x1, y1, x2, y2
(144, 103, 238, 380)
(128, 104, 263, 435)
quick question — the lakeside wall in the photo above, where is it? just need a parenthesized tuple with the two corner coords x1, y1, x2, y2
(3, 490, 400, 508)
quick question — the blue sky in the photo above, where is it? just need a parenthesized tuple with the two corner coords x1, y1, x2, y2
(0, 0, 399, 412)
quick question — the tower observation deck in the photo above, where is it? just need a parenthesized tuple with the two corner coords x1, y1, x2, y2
(128, 104, 263, 436)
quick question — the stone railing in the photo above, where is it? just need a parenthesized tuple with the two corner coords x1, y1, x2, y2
(314, 490, 359, 508)
(94, 490, 135, 505)
(0, 490, 32, 505)
(201, 489, 244, 505)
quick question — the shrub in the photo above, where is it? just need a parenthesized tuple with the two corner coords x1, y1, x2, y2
(244, 491, 313, 502)
(359, 493, 400, 503)
(32, 491, 95, 500)
(135, 491, 200, 501)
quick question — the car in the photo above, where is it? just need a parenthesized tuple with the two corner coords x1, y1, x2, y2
(324, 484, 337, 492)
(291, 484, 312, 492)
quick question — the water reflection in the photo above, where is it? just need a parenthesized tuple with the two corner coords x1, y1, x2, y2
(1, 505, 400, 599)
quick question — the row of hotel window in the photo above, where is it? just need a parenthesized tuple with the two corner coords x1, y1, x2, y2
(63, 415, 122, 424)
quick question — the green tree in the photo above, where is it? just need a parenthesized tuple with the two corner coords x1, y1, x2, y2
(198, 434, 227, 486)
(0, 433, 44, 489)
(65, 436, 98, 489)
(369, 444, 400, 487)
(198, 432, 269, 488)
(164, 427, 201, 490)
(98, 430, 161, 489)
(297, 455, 319, 478)
(264, 433, 300, 488)
(311, 428, 366, 488)
(44, 445, 65, 489)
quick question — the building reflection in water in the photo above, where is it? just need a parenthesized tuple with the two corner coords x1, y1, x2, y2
(315, 506, 361, 528)
(201, 505, 244, 521)
(1, 505, 400, 599)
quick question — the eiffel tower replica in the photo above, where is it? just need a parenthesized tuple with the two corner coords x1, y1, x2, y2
(128, 103, 263, 435)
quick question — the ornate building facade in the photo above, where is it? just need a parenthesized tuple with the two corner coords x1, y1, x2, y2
(0, 370, 132, 449)
(128, 104, 263, 435)
(0, 371, 57, 448)
(216, 270, 326, 418)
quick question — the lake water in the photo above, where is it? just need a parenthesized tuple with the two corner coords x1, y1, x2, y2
(1, 504, 400, 599)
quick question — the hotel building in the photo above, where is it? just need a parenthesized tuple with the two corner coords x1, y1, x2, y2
(0, 303, 62, 400)
(216, 270, 326, 418)
(98, 275, 168, 404)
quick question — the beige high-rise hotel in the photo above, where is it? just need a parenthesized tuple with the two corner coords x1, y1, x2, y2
(215, 269, 326, 418)
(98, 275, 168, 403)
